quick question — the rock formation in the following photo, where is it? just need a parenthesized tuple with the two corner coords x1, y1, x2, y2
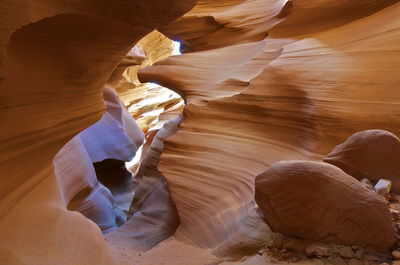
(139, 0, 400, 250)
(106, 116, 182, 251)
(1, 0, 400, 264)
(254, 160, 396, 252)
(54, 86, 144, 233)
(324, 130, 400, 193)
(0, 1, 195, 264)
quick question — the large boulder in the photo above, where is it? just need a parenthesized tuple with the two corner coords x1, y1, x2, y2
(324, 129, 400, 193)
(255, 160, 396, 252)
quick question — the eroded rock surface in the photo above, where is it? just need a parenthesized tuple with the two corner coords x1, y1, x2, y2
(139, 1, 400, 250)
(1, 0, 400, 264)
(0, 1, 195, 264)
(254, 160, 396, 251)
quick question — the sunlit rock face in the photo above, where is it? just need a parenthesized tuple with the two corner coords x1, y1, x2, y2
(139, 0, 400, 251)
(90, 30, 186, 250)
(116, 31, 184, 136)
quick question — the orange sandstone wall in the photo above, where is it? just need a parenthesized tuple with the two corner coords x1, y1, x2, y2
(0, 1, 195, 264)
(139, 0, 400, 248)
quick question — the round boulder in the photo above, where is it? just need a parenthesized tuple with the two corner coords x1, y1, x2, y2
(254, 160, 396, 252)
(323, 129, 400, 192)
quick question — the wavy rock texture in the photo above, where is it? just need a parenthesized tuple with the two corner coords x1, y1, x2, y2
(103, 30, 185, 251)
(255, 160, 396, 252)
(269, 0, 398, 37)
(79, 86, 144, 163)
(107, 116, 183, 251)
(140, 40, 283, 104)
(211, 205, 272, 263)
(116, 30, 179, 107)
(324, 129, 400, 193)
(139, 0, 400, 250)
(114, 30, 184, 174)
(54, 86, 144, 233)
(55, 137, 127, 233)
(125, 83, 184, 136)
(1, 0, 400, 264)
(0, 1, 195, 264)
(160, 0, 291, 52)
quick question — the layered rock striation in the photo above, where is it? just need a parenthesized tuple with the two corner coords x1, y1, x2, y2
(139, 0, 400, 250)
(1, 0, 400, 264)
(0, 1, 195, 264)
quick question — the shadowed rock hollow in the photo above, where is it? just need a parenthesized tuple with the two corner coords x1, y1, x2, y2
(1, 1, 400, 265)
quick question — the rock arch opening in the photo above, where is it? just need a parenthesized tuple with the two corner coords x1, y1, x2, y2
(53, 30, 185, 239)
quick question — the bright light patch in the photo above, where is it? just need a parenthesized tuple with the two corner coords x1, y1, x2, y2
(125, 145, 143, 174)
(148, 82, 161, 88)
(172, 41, 181, 55)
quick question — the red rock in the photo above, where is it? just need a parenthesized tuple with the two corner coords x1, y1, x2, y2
(282, 237, 309, 253)
(255, 161, 396, 252)
(339, 246, 354, 259)
(324, 130, 400, 192)
(333, 257, 347, 265)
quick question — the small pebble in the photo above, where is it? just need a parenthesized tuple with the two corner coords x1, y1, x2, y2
(393, 249, 400, 260)
(348, 258, 363, 265)
(279, 251, 292, 259)
(271, 247, 280, 255)
(374, 179, 392, 198)
(331, 246, 341, 255)
(354, 248, 365, 259)
(272, 233, 284, 249)
(283, 238, 309, 253)
(339, 246, 354, 259)
(305, 245, 330, 258)
(333, 256, 347, 265)
(360, 178, 373, 189)
(279, 248, 287, 254)
(266, 239, 274, 248)
(313, 260, 324, 265)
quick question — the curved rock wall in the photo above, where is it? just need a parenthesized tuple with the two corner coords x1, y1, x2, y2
(139, 0, 400, 249)
(1, 0, 400, 264)
(0, 1, 195, 264)
(54, 86, 144, 233)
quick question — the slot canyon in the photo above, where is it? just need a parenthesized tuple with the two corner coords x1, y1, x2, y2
(1, 1, 400, 265)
